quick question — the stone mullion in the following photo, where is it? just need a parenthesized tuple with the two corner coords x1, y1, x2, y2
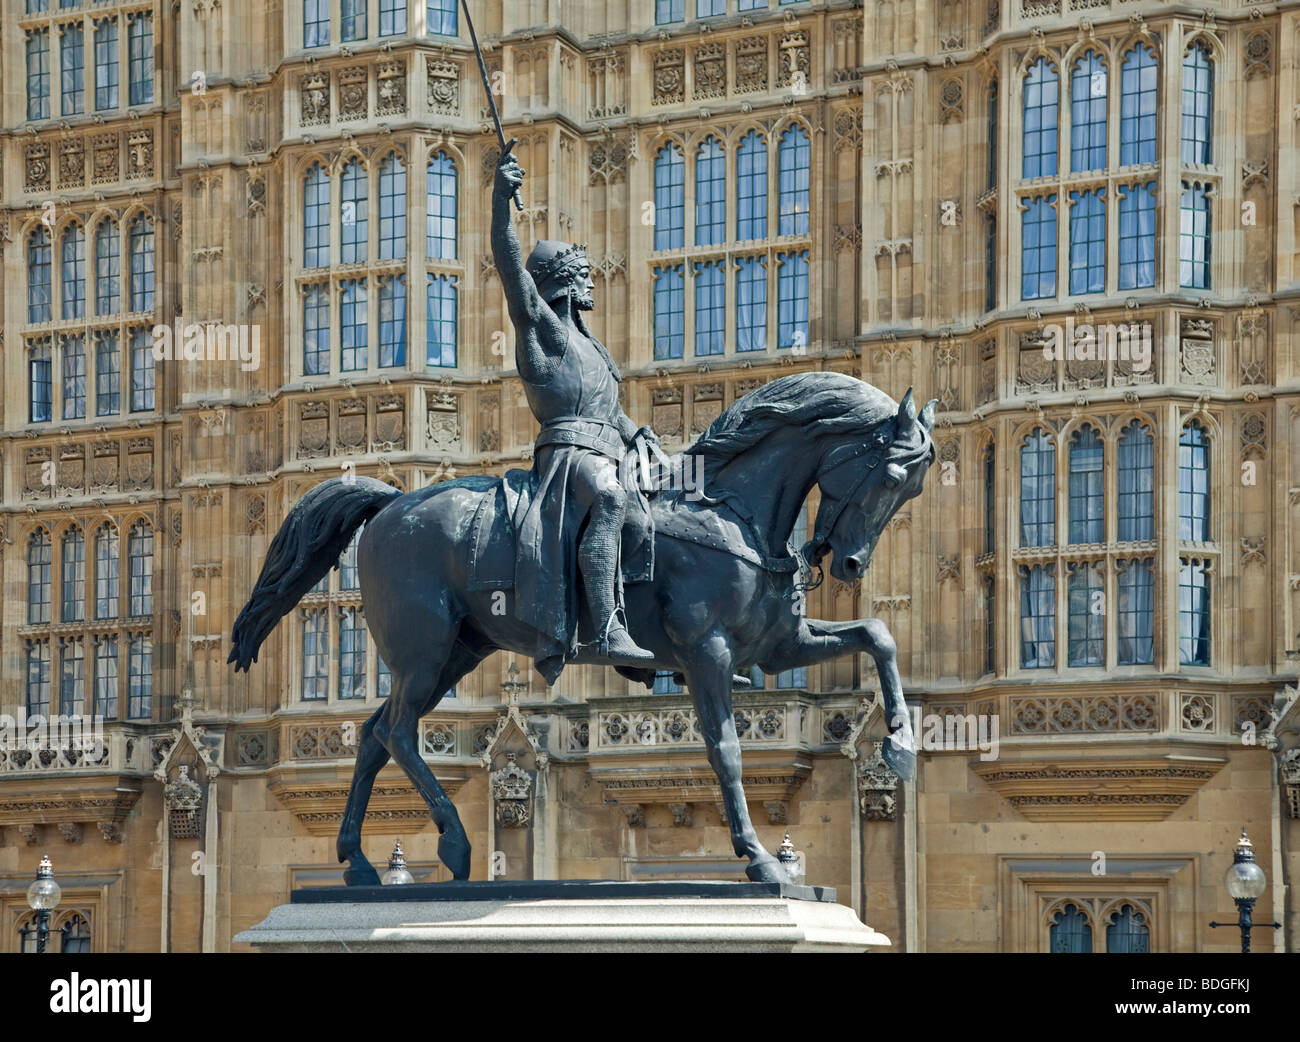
(1160, 23, 1187, 294)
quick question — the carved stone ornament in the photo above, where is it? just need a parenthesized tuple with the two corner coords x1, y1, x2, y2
(491, 752, 532, 828)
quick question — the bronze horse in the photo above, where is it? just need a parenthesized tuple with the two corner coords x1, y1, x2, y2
(230, 372, 935, 885)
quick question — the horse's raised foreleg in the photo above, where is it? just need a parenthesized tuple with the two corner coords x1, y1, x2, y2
(762, 616, 916, 780)
(336, 702, 392, 886)
(686, 633, 784, 884)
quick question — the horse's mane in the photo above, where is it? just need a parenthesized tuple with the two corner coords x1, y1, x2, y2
(685, 372, 899, 481)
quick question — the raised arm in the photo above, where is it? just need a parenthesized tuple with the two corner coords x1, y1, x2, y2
(491, 143, 564, 380)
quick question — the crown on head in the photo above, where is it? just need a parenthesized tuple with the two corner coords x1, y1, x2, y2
(530, 242, 590, 286)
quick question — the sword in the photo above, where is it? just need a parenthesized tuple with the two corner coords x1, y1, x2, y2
(461, 0, 523, 212)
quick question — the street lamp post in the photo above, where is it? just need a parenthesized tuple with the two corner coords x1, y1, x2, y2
(23, 854, 61, 954)
(1208, 829, 1281, 953)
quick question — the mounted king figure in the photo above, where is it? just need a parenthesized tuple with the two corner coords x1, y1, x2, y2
(491, 140, 658, 684)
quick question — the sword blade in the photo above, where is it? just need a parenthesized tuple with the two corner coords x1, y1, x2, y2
(460, 0, 523, 211)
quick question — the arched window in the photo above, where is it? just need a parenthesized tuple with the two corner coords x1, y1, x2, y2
(1020, 195, 1056, 300)
(304, 163, 330, 268)
(1117, 420, 1154, 541)
(94, 523, 119, 620)
(1178, 421, 1210, 541)
(1105, 904, 1150, 953)
(1022, 57, 1059, 179)
(61, 224, 86, 320)
(128, 214, 154, 312)
(654, 144, 685, 251)
(1118, 557, 1154, 665)
(1068, 189, 1105, 295)
(341, 279, 367, 371)
(1067, 562, 1104, 667)
(1020, 565, 1055, 669)
(426, 151, 458, 260)
(303, 284, 330, 375)
(1181, 42, 1213, 165)
(1020, 427, 1055, 547)
(60, 913, 92, 953)
(95, 218, 120, 315)
(1120, 45, 1157, 166)
(128, 520, 152, 616)
(1117, 183, 1156, 290)
(28, 531, 52, 625)
(777, 124, 810, 236)
(1070, 50, 1107, 172)
(1178, 182, 1210, 290)
(340, 158, 367, 264)
(1068, 426, 1103, 543)
(736, 130, 767, 240)
(378, 275, 406, 367)
(427, 273, 457, 368)
(695, 137, 725, 246)
(62, 527, 86, 623)
(378, 153, 407, 260)
(28, 227, 53, 323)
(1050, 903, 1092, 953)
(653, 264, 685, 360)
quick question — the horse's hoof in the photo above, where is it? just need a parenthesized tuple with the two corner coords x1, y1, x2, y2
(438, 830, 472, 880)
(882, 735, 916, 782)
(344, 863, 381, 887)
(745, 857, 787, 885)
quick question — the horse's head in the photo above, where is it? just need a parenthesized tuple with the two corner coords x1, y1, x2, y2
(811, 389, 937, 584)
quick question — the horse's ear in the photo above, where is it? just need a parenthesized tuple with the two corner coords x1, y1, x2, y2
(920, 398, 937, 432)
(897, 388, 917, 426)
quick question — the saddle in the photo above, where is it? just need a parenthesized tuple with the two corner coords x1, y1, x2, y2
(467, 464, 655, 593)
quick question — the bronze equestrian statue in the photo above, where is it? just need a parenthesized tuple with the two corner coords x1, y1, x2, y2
(228, 148, 936, 887)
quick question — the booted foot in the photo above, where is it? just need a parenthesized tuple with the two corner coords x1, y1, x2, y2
(882, 731, 916, 782)
(597, 623, 657, 666)
(438, 828, 472, 880)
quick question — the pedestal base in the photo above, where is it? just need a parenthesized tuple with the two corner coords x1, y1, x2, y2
(234, 880, 891, 953)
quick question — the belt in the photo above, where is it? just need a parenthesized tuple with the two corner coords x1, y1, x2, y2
(535, 416, 625, 461)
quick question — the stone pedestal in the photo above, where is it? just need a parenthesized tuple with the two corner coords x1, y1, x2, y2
(234, 880, 891, 953)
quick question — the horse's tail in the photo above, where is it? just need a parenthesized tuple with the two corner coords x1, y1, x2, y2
(228, 477, 401, 672)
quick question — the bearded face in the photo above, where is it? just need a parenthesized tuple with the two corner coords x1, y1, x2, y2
(568, 265, 596, 311)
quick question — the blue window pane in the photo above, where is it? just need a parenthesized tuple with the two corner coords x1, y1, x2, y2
(1068, 189, 1105, 295)
(654, 145, 685, 250)
(697, 0, 725, 15)
(28, 228, 53, 323)
(1068, 426, 1103, 543)
(379, 275, 407, 367)
(378, 153, 406, 260)
(1179, 182, 1210, 289)
(381, 0, 406, 36)
(1178, 559, 1210, 665)
(694, 260, 724, 356)
(427, 273, 458, 367)
(95, 332, 120, 414)
(1050, 904, 1091, 953)
(776, 249, 809, 350)
(304, 285, 330, 375)
(305, 0, 329, 47)
(128, 215, 154, 311)
(1117, 420, 1154, 541)
(93, 19, 118, 111)
(62, 225, 86, 320)
(61, 25, 85, 116)
(128, 13, 153, 106)
(96, 219, 120, 314)
(736, 256, 767, 352)
(656, 0, 685, 23)
(30, 347, 53, 423)
(341, 158, 368, 264)
(27, 30, 51, 120)
(63, 336, 86, 420)
(1117, 558, 1154, 665)
(1022, 58, 1058, 179)
(426, 151, 458, 259)
(1019, 564, 1055, 669)
(428, 0, 457, 35)
(343, 0, 367, 42)
(1020, 194, 1056, 300)
(1181, 43, 1213, 165)
(1117, 182, 1156, 290)
(737, 131, 768, 240)
(1178, 422, 1210, 541)
(1070, 51, 1107, 172)
(130, 328, 154, 411)
(341, 279, 367, 371)
(304, 163, 330, 267)
(1020, 427, 1055, 546)
(1119, 45, 1157, 166)
(1067, 563, 1104, 666)
(653, 264, 684, 360)
(695, 137, 725, 246)
(778, 125, 810, 236)
(1106, 905, 1150, 953)
(986, 80, 998, 190)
